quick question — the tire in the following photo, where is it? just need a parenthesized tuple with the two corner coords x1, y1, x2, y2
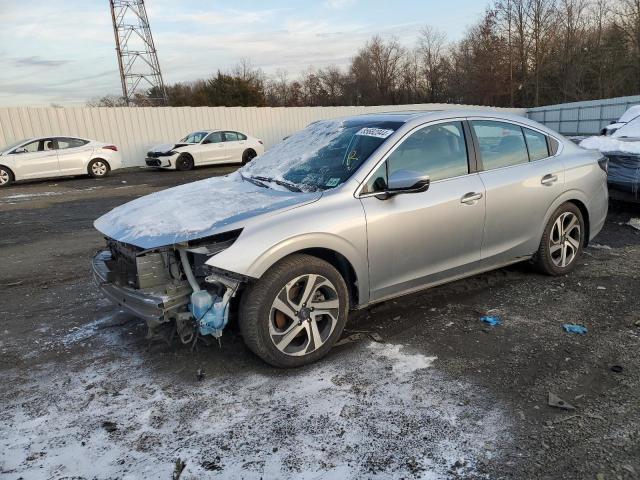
(239, 254, 349, 368)
(88, 159, 109, 178)
(242, 149, 257, 165)
(0, 166, 14, 187)
(176, 154, 194, 171)
(535, 202, 585, 276)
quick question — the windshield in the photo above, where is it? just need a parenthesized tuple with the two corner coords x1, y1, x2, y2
(613, 116, 640, 138)
(240, 119, 403, 191)
(1, 139, 28, 153)
(179, 131, 209, 143)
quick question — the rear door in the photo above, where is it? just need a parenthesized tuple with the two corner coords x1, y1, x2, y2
(223, 131, 245, 163)
(11, 139, 61, 179)
(56, 137, 93, 175)
(360, 120, 486, 302)
(470, 119, 565, 263)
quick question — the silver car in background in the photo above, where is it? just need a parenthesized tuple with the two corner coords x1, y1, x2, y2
(92, 110, 608, 367)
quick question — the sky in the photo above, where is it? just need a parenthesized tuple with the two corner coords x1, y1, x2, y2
(0, 0, 488, 106)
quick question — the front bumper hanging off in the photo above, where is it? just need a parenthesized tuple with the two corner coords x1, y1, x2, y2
(92, 250, 191, 322)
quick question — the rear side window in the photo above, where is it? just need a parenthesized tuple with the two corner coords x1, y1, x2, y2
(472, 120, 529, 170)
(224, 131, 239, 142)
(57, 138, 88, 149)
(523, 128, 549, 161)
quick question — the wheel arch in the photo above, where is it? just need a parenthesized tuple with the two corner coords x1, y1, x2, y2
(566, 199, 590, 247)
(240, 233, 369, 308)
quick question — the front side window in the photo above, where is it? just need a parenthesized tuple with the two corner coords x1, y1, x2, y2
(15, 140, 41, 153)
(523, 128, 549, 161)
(223, 131, 239, 142)
(203, 132, 223, 144)
(386, 122, 469, 182)
(361, 122, 469, 194)
(472, 120, 529, 170)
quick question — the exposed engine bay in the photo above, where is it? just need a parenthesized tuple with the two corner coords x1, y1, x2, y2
(92, 232, 245, 345)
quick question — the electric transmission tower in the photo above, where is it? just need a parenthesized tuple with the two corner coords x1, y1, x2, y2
(109, 0, 168, 106)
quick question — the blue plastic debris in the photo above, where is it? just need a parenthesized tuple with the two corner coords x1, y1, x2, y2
(480, 315, 502, 326)
(562, 324, 588, 335)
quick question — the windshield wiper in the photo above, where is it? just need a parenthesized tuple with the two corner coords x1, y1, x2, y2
(249, 175, 303, 192)
(240, 172, 269, 189)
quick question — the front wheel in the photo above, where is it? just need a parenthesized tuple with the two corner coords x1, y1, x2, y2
(535, 203, 585, 275)
(239, 254, 349, 367)
(176, 154, 194, 171)
(242, 149, 257, 165)
(0, 166, 13, 187)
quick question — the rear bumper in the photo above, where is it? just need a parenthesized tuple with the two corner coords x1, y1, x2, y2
(92, 250, 190, 321)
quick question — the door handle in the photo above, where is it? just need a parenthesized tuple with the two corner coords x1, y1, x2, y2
(461, 192, 483, 204)
(541, 174, 558, 186)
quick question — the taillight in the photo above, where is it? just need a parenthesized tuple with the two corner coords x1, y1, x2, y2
(103, 145, 118, 152)
(258, 140, 263, 145)
(598, 157, 608, 173)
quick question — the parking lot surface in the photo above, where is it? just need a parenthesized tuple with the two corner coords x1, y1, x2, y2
(1, 167, 639, 479)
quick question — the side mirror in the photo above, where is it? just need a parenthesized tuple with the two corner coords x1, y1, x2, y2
(12, 147, 28, 154)
(202, 139, 211, 144)
(376, 170, 430, 200)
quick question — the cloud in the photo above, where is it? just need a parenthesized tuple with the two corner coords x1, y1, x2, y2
(324, 0, 357, 9)
(12, 56, 68, 68)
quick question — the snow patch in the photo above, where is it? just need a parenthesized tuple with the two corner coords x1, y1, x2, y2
(627, 218, 640, 230)
(580, 136, 640, 155)
(1, 340, 508, 479)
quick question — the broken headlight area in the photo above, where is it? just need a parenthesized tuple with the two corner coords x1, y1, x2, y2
(94, 231, 245, 345)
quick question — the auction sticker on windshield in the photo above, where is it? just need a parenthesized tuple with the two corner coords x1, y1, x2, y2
(325, 177, 341, 187)
(356, 127, 394, 139)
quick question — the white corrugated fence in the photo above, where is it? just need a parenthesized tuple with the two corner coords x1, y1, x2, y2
(0, 104, 525, 167)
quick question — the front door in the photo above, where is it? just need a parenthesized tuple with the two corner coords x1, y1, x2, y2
(11, 138, 61, 179)
(470, 119, 565, 263)
(360, 120, 486, 302)
(196, 131, 227, 164)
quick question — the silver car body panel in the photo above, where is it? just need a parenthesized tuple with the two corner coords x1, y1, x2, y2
(95, 110, 608, 310)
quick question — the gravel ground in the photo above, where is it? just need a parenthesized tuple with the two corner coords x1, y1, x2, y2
(0, 167, 639, 479)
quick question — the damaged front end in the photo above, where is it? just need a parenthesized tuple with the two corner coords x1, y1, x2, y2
(92, 229, 246, 343)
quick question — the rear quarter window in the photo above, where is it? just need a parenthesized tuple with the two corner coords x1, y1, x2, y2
(523, 128, 549, 161)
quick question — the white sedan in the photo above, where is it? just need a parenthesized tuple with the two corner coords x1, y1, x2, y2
(145, 130, 264, 171)
(0, 136, 122, 187)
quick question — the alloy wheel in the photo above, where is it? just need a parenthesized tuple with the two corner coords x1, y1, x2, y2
(549, 212, 581, 268)
(268, 274, 340, 357)
(0, 169, 9, 185)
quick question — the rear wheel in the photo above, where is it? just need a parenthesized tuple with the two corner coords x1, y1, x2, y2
(242, 149, 257, 165)
(88, 159, 109, 178)
(535, 203, 584, 275)
(0, 166, 13, 187)
(176, 154, 194, 171)
(239, 254, 349, 367)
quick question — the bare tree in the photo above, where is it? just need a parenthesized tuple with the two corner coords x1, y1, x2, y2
(528, 0, 558, 106)
(418, 26, 449, 102)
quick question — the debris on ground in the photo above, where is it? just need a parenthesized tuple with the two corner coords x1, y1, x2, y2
(172, 458, 186, 480)
(335, 330, 385, 346)
(588, 243, 613, 250)
(480, 315, 502, 326)
(610, 365, 624, 373)
(596, 286, 606, 290)
(196, 368, 205, 381)
(101, 420, 118, 432)
(562, 324, 588, 335)
(548, 392, 576, 410)
(626, 218, 640, 230)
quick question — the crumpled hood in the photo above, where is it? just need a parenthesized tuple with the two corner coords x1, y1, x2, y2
(94, 172, 321, 249)
(148, 143, 191, 154)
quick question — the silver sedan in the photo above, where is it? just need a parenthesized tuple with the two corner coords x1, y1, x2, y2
(93, 110, 609, 367)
